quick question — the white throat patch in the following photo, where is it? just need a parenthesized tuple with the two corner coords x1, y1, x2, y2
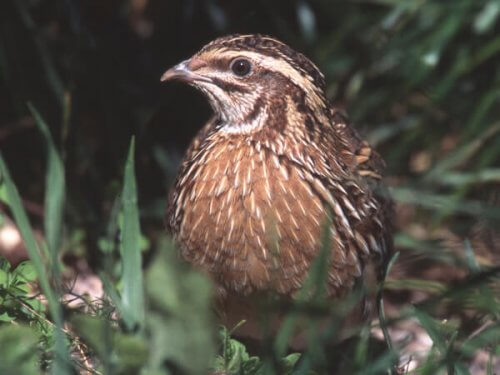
(219, 110, 268, 135)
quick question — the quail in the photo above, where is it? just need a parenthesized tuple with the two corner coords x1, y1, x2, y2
(162, 34, 393, 343)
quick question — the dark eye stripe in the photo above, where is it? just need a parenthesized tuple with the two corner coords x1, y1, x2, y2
(210, 58, 231, 71)
(210, 77, 250, 93)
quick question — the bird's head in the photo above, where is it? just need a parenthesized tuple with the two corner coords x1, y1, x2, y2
(161, 34, 329, 135)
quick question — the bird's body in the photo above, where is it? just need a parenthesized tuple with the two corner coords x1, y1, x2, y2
(163, 34, 392, 341)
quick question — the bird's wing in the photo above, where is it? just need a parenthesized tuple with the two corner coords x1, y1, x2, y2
(327, 107, 394, 275)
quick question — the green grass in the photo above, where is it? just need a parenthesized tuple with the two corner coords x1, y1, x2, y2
(118, 137, 144, 331)
(0, 107, 69, 374)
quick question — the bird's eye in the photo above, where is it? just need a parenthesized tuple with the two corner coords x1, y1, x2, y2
(230, 58, 252, 77)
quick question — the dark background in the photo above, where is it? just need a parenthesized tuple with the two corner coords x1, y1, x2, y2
(1, 0, 499, 267)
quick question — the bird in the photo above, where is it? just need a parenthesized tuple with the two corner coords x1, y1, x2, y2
(161, 34, 393, 345)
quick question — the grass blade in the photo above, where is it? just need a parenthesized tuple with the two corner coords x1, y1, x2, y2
(28, 103, 68, 375)
(0, 153, 69, 374)
(27, 103, 65, 275)
(119, 137, 144, 330)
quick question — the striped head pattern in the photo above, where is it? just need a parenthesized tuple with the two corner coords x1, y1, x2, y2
(162, 34, 330, 135)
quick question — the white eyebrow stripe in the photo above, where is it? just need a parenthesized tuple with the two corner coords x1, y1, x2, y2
(216, 50, 328, 117)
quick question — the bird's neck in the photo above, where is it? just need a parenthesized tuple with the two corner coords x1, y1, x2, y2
(217, 107, 268, 135)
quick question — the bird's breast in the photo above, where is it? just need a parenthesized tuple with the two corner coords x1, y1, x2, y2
(172, 141, 326, 294)
(171, 140, 364, 296)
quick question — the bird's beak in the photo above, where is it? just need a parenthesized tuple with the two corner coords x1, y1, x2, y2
(161, 58, 211, 84)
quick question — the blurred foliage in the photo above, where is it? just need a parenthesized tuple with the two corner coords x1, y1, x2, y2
(0, 0, 499, 374)
(0, 324, 40, 375)
(0, 259, 55, 372)
(70, 238, 214, 375)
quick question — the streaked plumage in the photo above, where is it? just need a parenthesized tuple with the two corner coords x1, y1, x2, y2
(162, 34, 393, 342)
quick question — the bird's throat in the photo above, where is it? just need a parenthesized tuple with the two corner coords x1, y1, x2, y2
(218, 109, 268, 135)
